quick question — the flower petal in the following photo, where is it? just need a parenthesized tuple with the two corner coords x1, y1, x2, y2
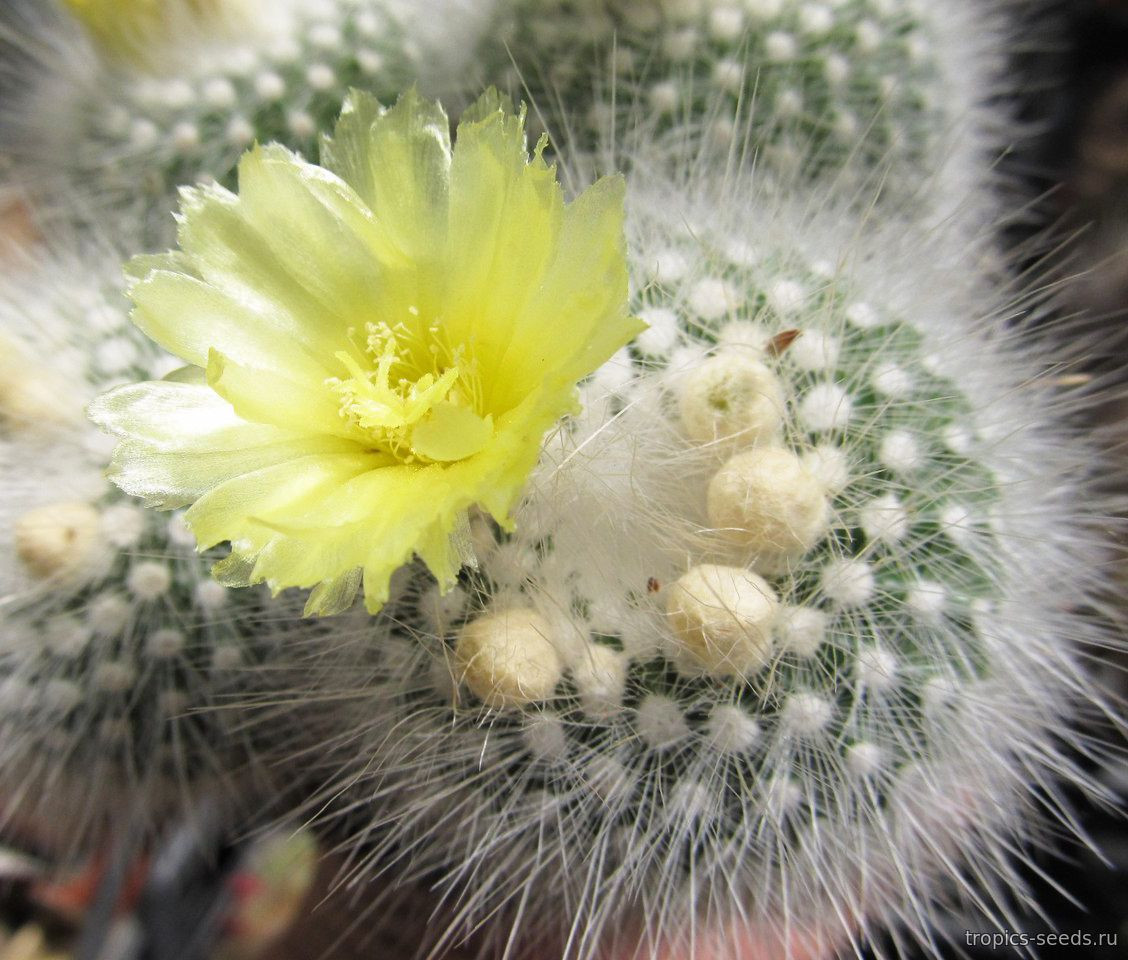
(89, 379, 362, 507)
(444, 96, 565, 403)
(495, 173, 644, 409)
(303, 569, 364, 617)
(185, 450, 383, 549)
(320, 88, 451, 267)
(89, 378, 295, 451)
(174, 184, 362, 364)
(409, 403, 493, 463)
(89, 89, 640, 617)
(205, 349, 363, 442)
(130, 269, 334, 384)
(238, 464, 459, 612)
(234, 144, 398, 325)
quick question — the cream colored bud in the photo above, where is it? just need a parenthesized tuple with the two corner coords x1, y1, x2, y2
(15, 501, 102, 579)
(707, 447, 829, 566)
(678, 354, 784, 450)
(0, 366, 75, 429)
(456, 608, 563, 709)
(666, 564, 779, 677)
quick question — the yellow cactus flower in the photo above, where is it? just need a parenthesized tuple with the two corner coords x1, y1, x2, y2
(63, 0, 239, 65)
(89, 89, 642, 616)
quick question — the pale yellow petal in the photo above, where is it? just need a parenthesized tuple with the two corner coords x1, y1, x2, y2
(234, 145, 395, 326)
(444, 101, 564, 398)
(130, 269, 333, 384)
(205, 349, 364, 442)
(174, 184, 362, 364)
(91, 89, 640, 617)
(496, 174, 644, 406)
(409, 403, 493, 462)
(185, 450, 383, 549)
(90, 380, 361, 508)
(89, 378, 295, 451)
(303, 569, 364, 617)
(320, 88, 451, 267)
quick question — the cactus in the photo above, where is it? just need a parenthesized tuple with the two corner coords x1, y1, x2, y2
(477, 0, 1013, 220)
(0, 245, 320, 847)
(0, 1, 1117, 957)
(2, 0, 496, 244)
(255, 157, 1119, 959)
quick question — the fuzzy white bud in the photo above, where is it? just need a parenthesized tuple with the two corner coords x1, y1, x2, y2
(456, 608, 564, 709)
(678, 354, 785, 449)
(0, 360, 75, 428)
(666, 564, 779, 677)
(707, 447, 829, 565)
(15, 501, 102, 579)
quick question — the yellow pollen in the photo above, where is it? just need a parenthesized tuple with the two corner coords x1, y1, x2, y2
(329, 322, 492, 464)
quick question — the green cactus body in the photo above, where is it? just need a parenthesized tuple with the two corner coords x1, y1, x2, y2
(482, 0, 939, 183)
(0, 256, 310, 846)
(260, 170, 1092, 960)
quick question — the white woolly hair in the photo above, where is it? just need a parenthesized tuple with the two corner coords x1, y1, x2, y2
(0, 0, 500, 245)
(238, 149, 1126, 960)
(0, 239, 322, 853)
(476, 0, 1053, 238)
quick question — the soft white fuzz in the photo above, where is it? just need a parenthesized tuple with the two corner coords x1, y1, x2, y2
(0, 243, 316, 850)
(1, 0, 499, 244)
(246, 151, 1124, 960)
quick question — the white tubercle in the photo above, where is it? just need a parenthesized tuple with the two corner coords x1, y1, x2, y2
(777, 605, 829, 658)
(572, 643, 628, 720)
(801, 444, 850, 494)
(126, 561, 172, 600)
(782, 691, 833, 735)
(799, 382, 852, 433)
(636, 693, 690, 750)
(666, 564, 779, 678)
(706, 703, 761, 754)
(820, 558, 876, 607)
(100, 503, 146, 549)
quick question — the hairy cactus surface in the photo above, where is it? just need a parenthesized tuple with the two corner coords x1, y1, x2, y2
(0, 246, 319, 847)
(478, 0, 1011, 216)
(255, 156, 1120, 959)
(2, 0, 496, 243)
(0, 2, 1117, 959)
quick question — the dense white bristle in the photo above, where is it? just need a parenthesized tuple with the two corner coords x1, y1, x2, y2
(0, 241, 324, 851)
(0, 0, 1106, 953)
(475, 0, 1027, 233)
(235, 138, 1125, 960)
(0, 0, 500, 245)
